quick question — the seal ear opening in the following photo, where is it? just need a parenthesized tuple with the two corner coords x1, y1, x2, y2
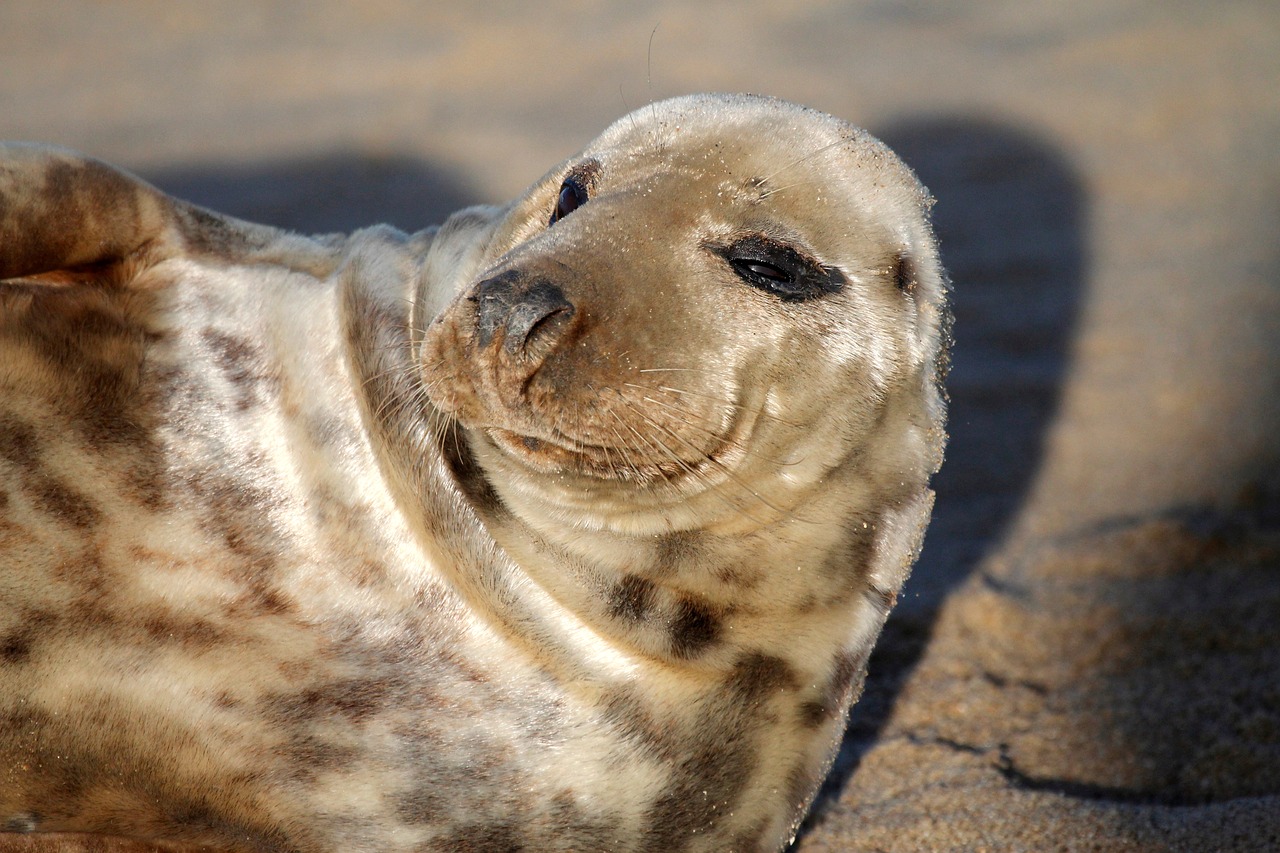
(893, 251, 918, 297)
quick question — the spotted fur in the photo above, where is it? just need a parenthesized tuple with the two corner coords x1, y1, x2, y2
(0, 95, 947, 852)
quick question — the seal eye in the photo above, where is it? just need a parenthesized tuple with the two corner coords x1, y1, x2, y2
(549, 177, 588, 226)
(718, 236, 846, 302)
(731, 259, 791, 284)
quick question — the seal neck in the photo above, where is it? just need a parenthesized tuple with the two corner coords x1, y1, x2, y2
(342, 227, 653, 682)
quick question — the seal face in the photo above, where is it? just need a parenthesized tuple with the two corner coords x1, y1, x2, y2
(0, 94, 947, 852)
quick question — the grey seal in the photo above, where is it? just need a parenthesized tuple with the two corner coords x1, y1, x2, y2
(0, 93, 947, 852)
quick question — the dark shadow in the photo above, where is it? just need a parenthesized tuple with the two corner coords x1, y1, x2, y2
(795, 115, 1088, 839)
(140, 152, 480, 236)
(997, 489, 1280, 806)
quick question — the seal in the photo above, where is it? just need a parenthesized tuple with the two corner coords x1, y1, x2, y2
(0, 93, 947, 852)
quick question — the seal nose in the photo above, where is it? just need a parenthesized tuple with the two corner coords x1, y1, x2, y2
(470, 270, 576, 356)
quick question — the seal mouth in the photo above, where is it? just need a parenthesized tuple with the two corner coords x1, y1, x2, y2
(483, 386, 761, 488)
(487, 428, 626, 476)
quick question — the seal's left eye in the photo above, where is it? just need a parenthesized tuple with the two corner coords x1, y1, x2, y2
(549, 177, 588, 226)
(732, 259, 791, 284)
(717, 235, 847, 302)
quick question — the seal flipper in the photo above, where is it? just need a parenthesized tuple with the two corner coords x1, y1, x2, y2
(0, 143, 330, 287)
(0, 144, 185, 282)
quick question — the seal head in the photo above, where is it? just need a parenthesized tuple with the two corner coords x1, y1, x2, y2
(421, 94, 945, 540)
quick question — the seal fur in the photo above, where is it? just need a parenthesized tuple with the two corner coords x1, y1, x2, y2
(0, 94, 947, 852)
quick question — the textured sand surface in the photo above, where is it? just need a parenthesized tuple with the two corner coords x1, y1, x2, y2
(3, 2, 1279, 849)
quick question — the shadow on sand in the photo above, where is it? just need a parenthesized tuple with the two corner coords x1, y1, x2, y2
(142, 152, 479, 236)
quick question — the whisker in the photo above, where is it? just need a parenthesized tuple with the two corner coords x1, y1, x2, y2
(605, 407, 728, 505)
(598, 412, 640, 481)
(624, 382, 803, 429)
(646, 25, 664, 156)
(636, 394, 802, 469)
(758, 137, 849, 185)
(759, 178, 825, 200)
(581, 385, 631, 482)
(614, 401, 780, 526)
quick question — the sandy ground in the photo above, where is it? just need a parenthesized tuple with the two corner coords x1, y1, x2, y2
(3, 1, 1279, 849)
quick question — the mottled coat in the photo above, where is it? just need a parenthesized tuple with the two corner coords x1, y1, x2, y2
(0, 95, 947, 852)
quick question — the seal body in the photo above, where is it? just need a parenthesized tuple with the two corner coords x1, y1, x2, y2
(0, 94, 947, 852)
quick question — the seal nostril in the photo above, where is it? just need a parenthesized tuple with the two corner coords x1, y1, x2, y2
(503, 279, 574, 355)
(471, 270, 519, 349)
(469, 272, 574, 355)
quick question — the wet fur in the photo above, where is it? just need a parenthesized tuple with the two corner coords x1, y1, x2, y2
(0, 95, 947, 852)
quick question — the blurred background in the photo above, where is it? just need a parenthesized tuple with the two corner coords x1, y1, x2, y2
(4, 2, 1278, 849)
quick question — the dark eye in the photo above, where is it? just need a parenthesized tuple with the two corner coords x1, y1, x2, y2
(549, 177, 588, 226)
(731, 259, 791, 284)
(719, 236, 846, 302)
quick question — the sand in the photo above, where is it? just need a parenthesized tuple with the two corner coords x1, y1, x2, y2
(2, 2, 1278, 849)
